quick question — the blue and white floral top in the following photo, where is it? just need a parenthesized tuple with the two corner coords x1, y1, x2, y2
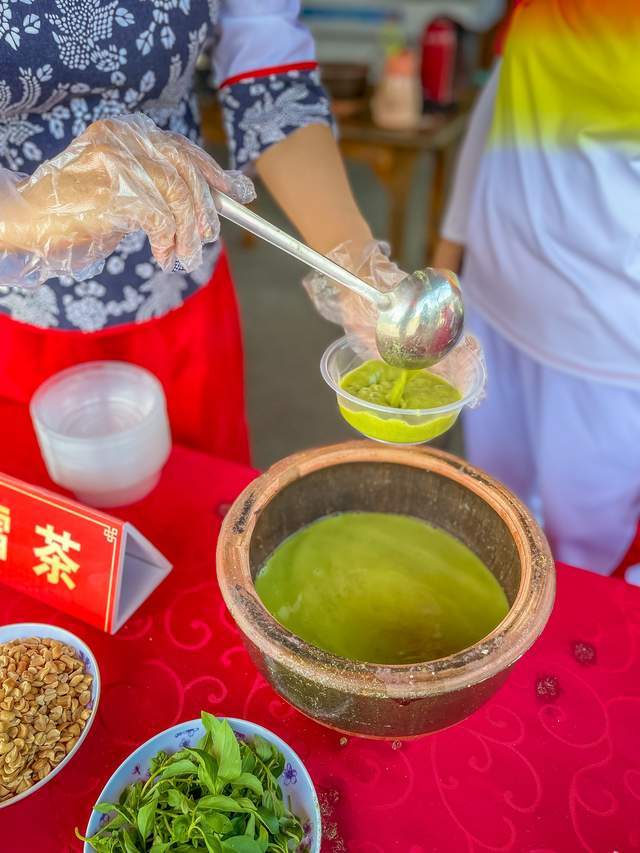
(0, 0, 331, 331)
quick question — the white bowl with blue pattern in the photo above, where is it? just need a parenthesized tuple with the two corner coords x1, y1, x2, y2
(0, 622, 100, 809)
(83, 716, 321, 853)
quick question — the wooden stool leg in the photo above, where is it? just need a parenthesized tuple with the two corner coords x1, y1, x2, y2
(370, 150, 418, 261)
(427, 147, 447, 264)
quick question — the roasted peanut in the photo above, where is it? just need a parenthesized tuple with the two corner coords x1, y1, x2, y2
(0, 637, 93, 803)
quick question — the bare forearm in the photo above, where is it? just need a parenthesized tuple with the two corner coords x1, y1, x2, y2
(432, 238, 464, 274)
(255, 124, 372, 255)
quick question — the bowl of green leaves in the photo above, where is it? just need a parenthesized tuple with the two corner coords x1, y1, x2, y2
(79, 712, 320, 853)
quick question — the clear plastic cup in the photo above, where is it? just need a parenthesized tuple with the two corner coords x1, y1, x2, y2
(30, 361, 171, 508)
(320, 335, 486, 444)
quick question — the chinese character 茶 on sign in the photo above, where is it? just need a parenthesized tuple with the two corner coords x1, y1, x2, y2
(32, 524, 81, 590)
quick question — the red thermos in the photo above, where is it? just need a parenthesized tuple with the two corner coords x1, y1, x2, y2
(421, 17, 457, 111)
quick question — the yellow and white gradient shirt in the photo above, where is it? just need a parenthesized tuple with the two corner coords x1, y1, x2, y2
(444, 0, 640, 387)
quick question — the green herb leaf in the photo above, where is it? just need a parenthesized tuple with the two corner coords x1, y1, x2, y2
(122, 828, 142, 853)
(261, 790, 285, 821)
(221, 836, 264, 853)
(252, 736, 272, 764)
(212, 719, 242, 782)
(187, 747, 219, 793)
(92, 802, 118, 815)
(167, 788, 192, 814)
(159, 759, 198, 779)
(256, 808, 279, 835)
(149, 843, 172, 853)
(136, 793, 158, 839)
(269, 752, 285, 779)
(198, 826, 224, 853)
(83, 834, 118, 853)
(240, 748, 256, 774)
(197, 794, 247, 813)
(244, 813, 256, 838)
(200, 812, 233, 834)
(149, 751, 170, 774)
(122, 781, 144, 811)
(280, 816, 305, 842)
(232, 773, 263, 797)
(101, 804, 136, 827)
(172, 814, 190, 843)
(257, 823, 269, 846)
(201, 710, 218, 739)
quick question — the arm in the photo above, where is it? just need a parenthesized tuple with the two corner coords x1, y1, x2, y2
(432, 238, 465, 274)
(256, 124, 372, 255)
(214, 1, 371, 256)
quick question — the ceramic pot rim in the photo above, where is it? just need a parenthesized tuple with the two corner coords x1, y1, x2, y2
(216, 442, 556, 699)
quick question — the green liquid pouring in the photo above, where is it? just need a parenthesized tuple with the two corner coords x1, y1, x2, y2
(255, 512, 509, 665)
(339, 361, 461, 443)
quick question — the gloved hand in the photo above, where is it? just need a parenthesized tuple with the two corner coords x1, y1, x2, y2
(0, 113, 255, 288)
(303, 240, 406, 354)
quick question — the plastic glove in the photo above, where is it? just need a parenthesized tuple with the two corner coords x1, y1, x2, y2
(0, 113, 255, 288)
(303, 240, 406, 355)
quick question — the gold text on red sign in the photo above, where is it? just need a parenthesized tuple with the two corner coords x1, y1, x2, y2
(33, 524, 81, 590)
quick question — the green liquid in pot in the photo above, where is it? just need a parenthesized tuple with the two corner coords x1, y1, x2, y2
(255, 512, 509, 665)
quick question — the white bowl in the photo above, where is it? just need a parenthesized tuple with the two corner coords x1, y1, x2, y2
(83, 717, 321, 853)
(0, 622, 100, 809)
(30, 361, 171, 508)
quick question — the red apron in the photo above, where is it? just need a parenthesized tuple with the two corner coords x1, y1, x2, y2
(0, 252, 250, 465)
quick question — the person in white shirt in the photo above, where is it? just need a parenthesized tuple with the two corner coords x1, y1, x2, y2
(433, 0, 640, 575)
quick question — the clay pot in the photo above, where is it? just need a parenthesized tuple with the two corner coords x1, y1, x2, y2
(217, 442, 555, 739)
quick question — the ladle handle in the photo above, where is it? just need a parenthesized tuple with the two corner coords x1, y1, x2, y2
(211, 189, 387, 308)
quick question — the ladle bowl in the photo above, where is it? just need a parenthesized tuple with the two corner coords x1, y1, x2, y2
(217, 442, 555, 739)
(376, 268, 464, 369)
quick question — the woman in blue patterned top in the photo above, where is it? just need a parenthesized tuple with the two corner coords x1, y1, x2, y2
(0, 1, 378, 463)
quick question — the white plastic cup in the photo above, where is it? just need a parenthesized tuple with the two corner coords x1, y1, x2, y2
(320, 335, 486, 445)
(30, 361, 171, 508)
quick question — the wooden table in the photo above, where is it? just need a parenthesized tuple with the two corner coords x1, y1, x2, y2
(198, 90, 469, 263)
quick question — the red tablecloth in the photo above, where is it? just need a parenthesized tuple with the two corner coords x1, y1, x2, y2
(1, 402, 640, 852)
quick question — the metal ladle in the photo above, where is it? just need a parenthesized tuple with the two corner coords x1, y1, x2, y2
(212, 190, 464, 369)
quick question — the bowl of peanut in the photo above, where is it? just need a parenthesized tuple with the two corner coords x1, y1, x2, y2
(0, 623, 100, 808)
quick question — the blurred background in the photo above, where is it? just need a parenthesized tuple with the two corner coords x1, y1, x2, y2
(198, 1, 508, 468)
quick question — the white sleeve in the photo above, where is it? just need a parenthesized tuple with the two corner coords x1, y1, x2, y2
(214, 1, 333, 170)
(213, 0, 317, 87)
(440, 60, 501, 244)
